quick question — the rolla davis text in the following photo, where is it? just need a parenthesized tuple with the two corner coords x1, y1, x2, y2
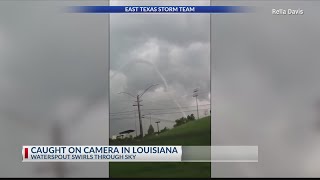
(288, 8, 304, 15)
(71, 154, 94, 159)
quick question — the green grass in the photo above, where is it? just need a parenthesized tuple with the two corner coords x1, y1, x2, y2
(110, 162, 211, 178)
(109, 116, 211, 178)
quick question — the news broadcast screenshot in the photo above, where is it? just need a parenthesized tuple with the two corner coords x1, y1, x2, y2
(0, 0, 318, 178)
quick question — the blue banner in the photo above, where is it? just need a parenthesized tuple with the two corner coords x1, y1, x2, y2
(68, 6, 250, 14)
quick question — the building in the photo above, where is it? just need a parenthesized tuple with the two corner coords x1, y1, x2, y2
(112, 130, 135, 140)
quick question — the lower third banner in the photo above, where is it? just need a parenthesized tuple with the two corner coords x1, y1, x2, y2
(22, 146, 182, 162)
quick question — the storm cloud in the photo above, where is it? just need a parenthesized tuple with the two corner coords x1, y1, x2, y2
(212, 1, 320, 177)
(110, 0, 211, 136)
(0, 1, 109, 177)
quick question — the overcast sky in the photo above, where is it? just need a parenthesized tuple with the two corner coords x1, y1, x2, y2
(212, 1, 320, 177)
(0, 0, 211, 177)
(0, 1, 108, 177)
(109, 0, 211, 136)
(3, 0, 320, 178)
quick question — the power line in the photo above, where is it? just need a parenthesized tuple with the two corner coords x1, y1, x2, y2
(141, 104, 210, 111)
(152, 117, 176, 123)
(118, 84, 159, 138)
(148, 108, 208, 116)
(110, 104, 210, 115)
(110, 108, 210, 120)
(110, 110, 136, 115)
(110, 108, 209, 118)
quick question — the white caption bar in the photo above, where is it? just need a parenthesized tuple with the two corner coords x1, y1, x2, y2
(22, 146, 182, 162)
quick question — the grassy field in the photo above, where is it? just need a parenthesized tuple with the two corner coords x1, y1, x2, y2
(109, 116, 211, 178)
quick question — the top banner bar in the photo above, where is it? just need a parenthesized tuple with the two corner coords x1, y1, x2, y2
(68, 6, 251, 14)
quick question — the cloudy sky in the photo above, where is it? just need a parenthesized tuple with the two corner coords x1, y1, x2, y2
(212, 0, 320, 177)
(0, 0, 211, 177)
(3, 0, 320, 178)
(109, 0, 211, 136)
(0, 1, 108, 177)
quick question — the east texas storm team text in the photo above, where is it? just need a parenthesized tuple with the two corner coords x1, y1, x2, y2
(125, 6, 195, 13)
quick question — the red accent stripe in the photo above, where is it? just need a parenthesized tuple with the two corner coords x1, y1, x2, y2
(24, 148, 28, 159)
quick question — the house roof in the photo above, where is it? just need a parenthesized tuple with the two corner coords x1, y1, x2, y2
(119, 129, 135, 134)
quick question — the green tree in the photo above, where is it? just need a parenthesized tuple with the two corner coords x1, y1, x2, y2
(190, 114, 195, 121)
(174, 117, 187, 127)
(186, 114, 196, 122)
(148, 124, 155, 135)
(160, 126, 169, 133)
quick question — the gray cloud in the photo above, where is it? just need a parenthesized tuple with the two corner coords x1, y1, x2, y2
(110, 0, 211, 136)
(212, 1, 320, 177)
(0, 1, 108, 177)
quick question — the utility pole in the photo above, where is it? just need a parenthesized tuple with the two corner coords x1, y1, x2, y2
(134, 110, 138, 137)
(193, 88, 200, 120)
(119, 84, 159, 138)
(155, 121, 160, 133)
(149, 113, 152, 126)
(134, 95, 143, 138)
